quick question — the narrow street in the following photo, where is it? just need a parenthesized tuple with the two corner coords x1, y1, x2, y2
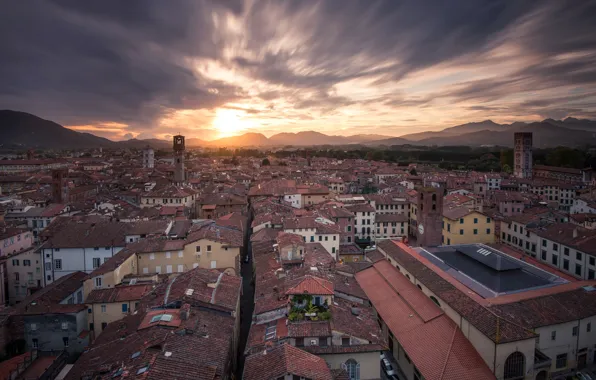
(235, 210, 255, 379)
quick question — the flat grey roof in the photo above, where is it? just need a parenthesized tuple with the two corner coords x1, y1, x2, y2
(416, 244, 568, 298)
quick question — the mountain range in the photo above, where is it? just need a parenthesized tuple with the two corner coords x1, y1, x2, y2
(2, 110, 596, 150)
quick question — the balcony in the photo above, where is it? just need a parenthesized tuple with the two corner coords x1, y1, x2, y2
(534, 348, 552, 370)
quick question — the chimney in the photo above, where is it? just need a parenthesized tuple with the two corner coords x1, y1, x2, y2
(573, 228, 578, 239)
(180, 303, 191, 320)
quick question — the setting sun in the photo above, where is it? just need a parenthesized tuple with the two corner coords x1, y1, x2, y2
(212, 108, 247, 138)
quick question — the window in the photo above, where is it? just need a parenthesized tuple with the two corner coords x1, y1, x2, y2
(556, 353, 567, 369)
(101, 305, 107, 313)
(590, 256, 595, 266)
(23, 260, 31, 266)
(177, 264, 183, 272)
(332, 247, 336, 254)
(474, 218, 478, 224)
(333, 235, 336, 241)
(166, 251, 171, 258)
(572, 326, 578, 336)
(63, 337, 69, 348)
(295, 337, 304, 347)
(473, 229, 478, 235)
(150, 253, 155, 260)
(210, 261, 216, 269)
(156, 266, 161, 274)
(166, 265, 173, 274)
(486, 217, 491, 223)
(341, 337, 350, 346)
(178, 250, 183, 258)
(195, 246, 201, 253)
(459, 218, 464, 224)
(551, 331, 556, 340)
(30, 323, 37, 331)
(576, 252, 582, 261)
(459, 229, 464, 235)
(206, 245, 212, 252)
(563, 259, 569, 271)
(94, 247, 99, 251)
(541, 251, 547, 261)
(589, 269, 595, 280)
(542, 240, 547, 247)
(575, 264, 582, 276)
(552, 255, 558, 266)
(122, 304, 128, 313)
(54, 259, 62, 270)
(94, 277, 102, 288)
(552, 243, 558, 251)
(14, 273, 20, 282)
(588, 323, 591, 333)
(564, 247, 569, 256)
(92, 258, 101, 268)
(61, 322, 68, 330)
(32, 339, 38, 349)
(447, 224, 451, 232)
(343, 359, 360, 380)
(504, 352, 525, 380)
(12, 259, 19, 266)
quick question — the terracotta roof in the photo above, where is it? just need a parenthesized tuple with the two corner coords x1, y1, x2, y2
(243, 344, 333, 380)
(187, 221, 243, 247)
(288, 321, 331, 337)
(142, 267, 241, 314)
(286, 276, 334, 296)
(356, 261, 495, 380)
(13, 271, 87, 315)
(86, 284, 153, 304)
(65, 306, 234, 380)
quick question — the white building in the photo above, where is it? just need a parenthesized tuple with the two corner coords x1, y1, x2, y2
(143, 147, 155, 169)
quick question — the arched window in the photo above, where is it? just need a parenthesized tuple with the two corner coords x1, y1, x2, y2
(343, 359, 360, 380)
(504, 351, 525, 380)
(430, 296, 441, 307)
(432, 194, 437, 201)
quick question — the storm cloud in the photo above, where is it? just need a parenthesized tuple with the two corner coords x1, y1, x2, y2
(1, 0, 595, 139)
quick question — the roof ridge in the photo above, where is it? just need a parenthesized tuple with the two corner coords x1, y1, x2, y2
(439, 324, 458, 379)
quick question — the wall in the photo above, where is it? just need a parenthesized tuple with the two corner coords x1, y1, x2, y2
(24, 311, 89, 356)
(42, 246, 124, 286)
(443, 212, 495, 245)
(0, 230, 34, 257)
(321, 351, 380, 380)
(88, 300, 140, 337)
(6, 249, 42, 305)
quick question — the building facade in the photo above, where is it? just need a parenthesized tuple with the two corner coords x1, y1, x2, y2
(514, 132, 533, 179)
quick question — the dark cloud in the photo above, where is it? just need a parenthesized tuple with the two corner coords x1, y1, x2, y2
(0, 0, 595, 138)
(0, 0, 243, 129)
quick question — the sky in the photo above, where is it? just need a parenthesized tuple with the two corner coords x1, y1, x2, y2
(1, 1, 596, 141)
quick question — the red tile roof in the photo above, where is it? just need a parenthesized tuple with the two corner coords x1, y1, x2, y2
(243, 344, 333, 380)
(286, 276, 334, 296)
(86, 284, 153, 304)
(356, 261, 495, 380)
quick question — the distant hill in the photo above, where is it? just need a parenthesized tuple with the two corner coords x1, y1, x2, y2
(0, 110, 116, 149)
(119, 138, 171, 150)
(3, 109, 596, 149)
(410, 122, 596, 148)
(397, 120, 505, 141)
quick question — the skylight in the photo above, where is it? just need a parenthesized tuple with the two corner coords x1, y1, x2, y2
(150, 314, 173, 323)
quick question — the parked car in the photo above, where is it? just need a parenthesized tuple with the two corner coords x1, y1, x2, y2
(381, 358, 396, 376)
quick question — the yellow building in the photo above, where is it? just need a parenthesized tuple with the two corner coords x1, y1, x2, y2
(442, 206, 495, 245)
(86, 284, 152, 338)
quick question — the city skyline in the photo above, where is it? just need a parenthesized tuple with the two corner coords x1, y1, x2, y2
(1, 1, 595, 141)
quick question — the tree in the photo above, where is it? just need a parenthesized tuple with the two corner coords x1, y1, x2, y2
(502, 164, 512, 174)
(261, 158, 270, 166)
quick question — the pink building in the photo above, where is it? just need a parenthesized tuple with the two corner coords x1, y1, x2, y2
(0, 228, 34, 257)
